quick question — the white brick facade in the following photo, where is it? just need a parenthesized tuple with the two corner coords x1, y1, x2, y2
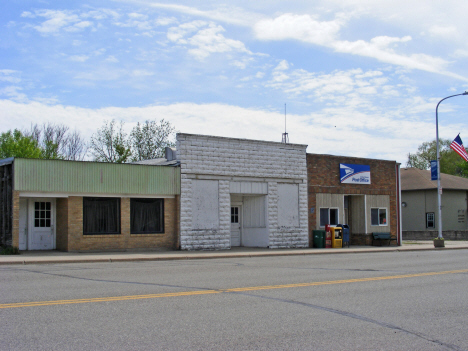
(177, 134, 308, 250)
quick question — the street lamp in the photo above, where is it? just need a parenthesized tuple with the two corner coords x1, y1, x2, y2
(435, 91, 468, 239)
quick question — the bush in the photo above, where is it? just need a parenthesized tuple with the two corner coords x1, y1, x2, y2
(0, 246, 20, 255)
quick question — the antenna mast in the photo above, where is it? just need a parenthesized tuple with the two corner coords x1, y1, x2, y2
(282, 103, 289, 143)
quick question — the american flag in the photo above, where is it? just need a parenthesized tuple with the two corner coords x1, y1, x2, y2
(450, 134, 468, 162)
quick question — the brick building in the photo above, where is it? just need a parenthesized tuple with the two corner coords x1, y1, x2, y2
(176, 134, 309, 250)
(307, 154, 402, 245)
(0, 158, 180, 251)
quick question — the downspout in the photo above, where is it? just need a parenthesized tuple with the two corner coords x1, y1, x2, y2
(396, 163, 402, 245)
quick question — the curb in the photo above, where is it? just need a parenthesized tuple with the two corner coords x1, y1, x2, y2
(1, 245, 467, 265)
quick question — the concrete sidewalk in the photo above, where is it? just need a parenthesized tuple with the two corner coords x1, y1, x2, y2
(1, 240, 467, 265)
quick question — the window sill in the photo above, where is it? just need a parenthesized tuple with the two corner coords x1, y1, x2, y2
(83, 234, 121, 237)
(130, 233, 165, 237)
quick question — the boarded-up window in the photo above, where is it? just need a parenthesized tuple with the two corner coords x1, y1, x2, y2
(243, 196, 266, 228)
(277, 183, 299, 227)
(192, 180, 219, 229)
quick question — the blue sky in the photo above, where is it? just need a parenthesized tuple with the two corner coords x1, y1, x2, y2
(1, 0, 468, 164)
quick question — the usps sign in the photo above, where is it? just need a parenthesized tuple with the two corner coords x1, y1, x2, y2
(340, 164, 371, 184)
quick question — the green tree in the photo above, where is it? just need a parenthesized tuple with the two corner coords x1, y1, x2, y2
(0, 129, 43, 159)
(89, 120, 132, 163)
(130, 119, 176, 161)
(406, 138, 468, 177)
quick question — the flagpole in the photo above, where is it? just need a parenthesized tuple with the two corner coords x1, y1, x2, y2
(435, 92, 468, 239)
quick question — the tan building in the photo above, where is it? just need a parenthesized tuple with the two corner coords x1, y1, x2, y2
(401, 167, 468, 240)
(0, 158, 180, 251)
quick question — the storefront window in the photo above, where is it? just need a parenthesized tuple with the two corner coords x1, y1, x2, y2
(83, 197, 120, 235)
(131, 198, 164, 234)
(371, 208, 387, 226)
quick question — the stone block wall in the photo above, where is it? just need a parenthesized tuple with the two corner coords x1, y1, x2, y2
(178, 134, 309, 250)
(307, 154, 399, 246)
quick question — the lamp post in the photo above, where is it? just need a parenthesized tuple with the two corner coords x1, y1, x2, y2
(435, 92, 468, 239)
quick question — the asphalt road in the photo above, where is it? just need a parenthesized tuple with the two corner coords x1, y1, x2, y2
(1, 250, 468, 351)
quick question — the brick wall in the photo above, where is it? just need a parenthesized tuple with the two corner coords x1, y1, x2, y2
(64, 196, 178, 252)
(307, 154, 398, 245)
(56, 198, 68, 250)
(178, 134, 309, 250)
(11, 191, 19, 248)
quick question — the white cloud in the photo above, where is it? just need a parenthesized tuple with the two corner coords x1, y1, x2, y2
(0, 86, 28, 103)
(168, 21, 251, 60)
(266, 65, 392, 104)
(105, 55, 119, 63)
(187, 25, 251, 59)
(274, 60, 289, 71)
(231, 58, 254, 69)
(132, 70, 154, 77)
(167, 20, 206, 43)
(255, 13, 343, 46)
(254, 13, 468, 81)
(66, 21, 93, 32)
(74, 68, 124, 82)
(453, 49, 468, 58)
(428, 25, 458, 38)
(114, 12, 154, 31)
(155, 17, 177, 26)
(25, 10, 81, 34)
(0, 70, 21, 84)
(138, 2, 259, 27)
(21, 8, 121, 35)
(69, 55, 89, 62)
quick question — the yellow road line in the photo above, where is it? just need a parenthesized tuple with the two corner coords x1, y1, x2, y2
(2, 269, 467, 309)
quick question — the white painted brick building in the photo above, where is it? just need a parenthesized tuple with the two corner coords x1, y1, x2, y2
(177, 133, 308, 250)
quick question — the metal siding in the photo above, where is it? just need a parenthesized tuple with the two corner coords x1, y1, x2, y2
(402, 191, 426, 231)
(441, 190, 467, 231)
(230, 181, 268, 194)
(316, 193, 344, 230)
(14, 159, 180, 195)
(350, 195, 366, 234)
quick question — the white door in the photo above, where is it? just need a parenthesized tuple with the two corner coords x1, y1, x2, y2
(18, 198, 28, 250)
(28, 199, 55, 250)
(230, 206, 241, 246)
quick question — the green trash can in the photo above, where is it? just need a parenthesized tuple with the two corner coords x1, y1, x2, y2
(312, 230, 326, 248)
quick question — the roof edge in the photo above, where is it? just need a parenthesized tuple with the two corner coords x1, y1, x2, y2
(0, 157, 15, 166)
(177, 133, 308, 148)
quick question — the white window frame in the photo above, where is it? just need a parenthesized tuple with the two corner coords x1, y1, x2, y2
(426, 212, 435, 228)
(371, 208, 387, 226)
(319, 207, 339, 227)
